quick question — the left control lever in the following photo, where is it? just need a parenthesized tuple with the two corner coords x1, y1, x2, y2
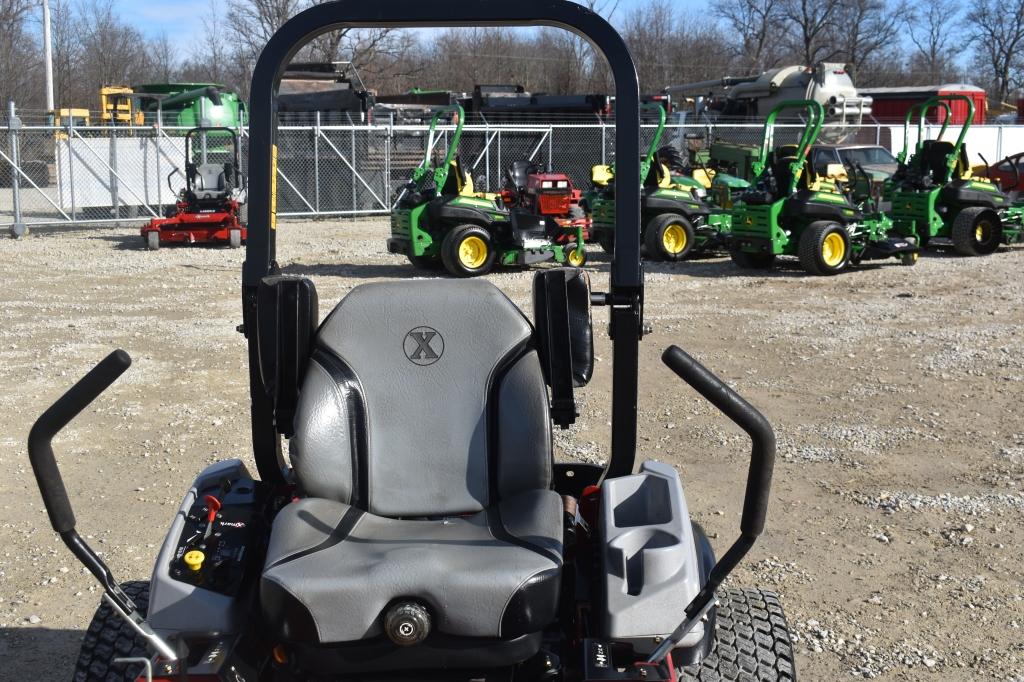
(27, 350, 178, 661)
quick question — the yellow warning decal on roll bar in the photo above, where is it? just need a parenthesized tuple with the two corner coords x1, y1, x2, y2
(271, 144, 278, 230)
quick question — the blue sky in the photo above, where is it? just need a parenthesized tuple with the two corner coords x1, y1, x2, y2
(116, 0, 696, 44)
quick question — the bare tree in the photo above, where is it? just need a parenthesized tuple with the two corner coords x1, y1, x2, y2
(0, 0, 37, 109)
(75, 0, 154, 93)
(965, 0, 1024, 102)
(781, 0, 841, 64)
(714, 0, 786, 71)
(151, 31, 176, 83)
(905, 0, 960, 83)
(836, 0, 908, 71)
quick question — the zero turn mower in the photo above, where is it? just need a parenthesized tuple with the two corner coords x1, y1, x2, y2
(888, 95, 1024, 256)
(584, 104, 733, 261)
(140, 127, 247, 250)
(387, 104, 586, 276)
(728, 100, 917, 275)
(30, 3, 795, 681)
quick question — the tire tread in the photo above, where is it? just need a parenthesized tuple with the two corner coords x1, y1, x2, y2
(72, 581, 150, 682)
(681, 587, 797, 681)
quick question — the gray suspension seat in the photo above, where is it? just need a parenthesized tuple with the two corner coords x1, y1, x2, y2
(260, 279, 563, 654)
(191, 163, 228, 200)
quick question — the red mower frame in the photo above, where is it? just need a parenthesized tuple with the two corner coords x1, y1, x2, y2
(141, 127, 248, 250)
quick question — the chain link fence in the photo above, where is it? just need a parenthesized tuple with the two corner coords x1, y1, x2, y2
(2, 109, 1022, 235)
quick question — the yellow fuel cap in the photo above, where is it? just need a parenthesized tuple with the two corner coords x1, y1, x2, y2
(183, 550, 205, 572)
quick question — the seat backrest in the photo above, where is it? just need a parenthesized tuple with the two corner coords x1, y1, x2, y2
(507, 159, 539, 190)
(194, 163, 226, 192)
(773, 156, 799, 195)
(440, 155, 470, 196)
(290, 279, 552, 518)
(923, 140, 955, 183)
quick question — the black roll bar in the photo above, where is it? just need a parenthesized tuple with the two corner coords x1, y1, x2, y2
(241, 0, 644, 484)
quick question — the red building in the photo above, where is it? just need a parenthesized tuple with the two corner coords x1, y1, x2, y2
(860, 84, 986, 125)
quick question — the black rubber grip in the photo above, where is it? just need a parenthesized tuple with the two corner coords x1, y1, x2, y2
(27, 350, 132, 533)
(661, 345, 775, 537)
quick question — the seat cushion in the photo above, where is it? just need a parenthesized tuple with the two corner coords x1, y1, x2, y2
(261, 489, 563, 644)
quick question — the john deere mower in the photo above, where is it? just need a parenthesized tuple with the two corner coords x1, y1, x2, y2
(388, 104, 586, 276)
(141, 127, 247, 250)
(584, 104, 733, 261)
(888, 95, 1024, 256)
(728, 100, 917, 275)
(29, 3, 796, 682)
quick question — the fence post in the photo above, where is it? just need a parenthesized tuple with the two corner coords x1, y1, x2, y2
(8, 101, 25, 238)
(314, 111, 321, 212)
(547, 127, 553, 170)
(67, 114, 76, 222)
(109, 123, 120, 219)
(351, 125, 357, 213)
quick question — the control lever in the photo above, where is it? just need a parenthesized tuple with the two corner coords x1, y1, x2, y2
(203, 495, 221, 539)
(645, 346, 776, 665)
(27, 351, 178, 662)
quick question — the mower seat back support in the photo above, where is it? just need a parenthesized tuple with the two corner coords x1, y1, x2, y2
(261, 278, 574, 668)
(191, 163, 229, 200)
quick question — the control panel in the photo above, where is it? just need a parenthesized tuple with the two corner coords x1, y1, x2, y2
(169, 476, 264, 596)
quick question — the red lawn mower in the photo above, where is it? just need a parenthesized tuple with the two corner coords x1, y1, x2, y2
(141, 127, 247, 250)
(500, 160, 591, 243)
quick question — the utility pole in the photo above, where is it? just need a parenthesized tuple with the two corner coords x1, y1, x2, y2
(43, 0, 55, 121)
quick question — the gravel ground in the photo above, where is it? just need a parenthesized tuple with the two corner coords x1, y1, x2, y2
(1, 219, 1022, 681)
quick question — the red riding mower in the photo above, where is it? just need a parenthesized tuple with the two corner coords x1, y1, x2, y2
(29, 3, 795, 682)
(141, 127, 247, 250)
(500, 160, 592, 244)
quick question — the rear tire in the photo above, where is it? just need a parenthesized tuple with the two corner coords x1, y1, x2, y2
(73, 581, 150, 682)
(597, 233, 615, 254)
(229, 228, 242, 248)
(644, 213, 695, 261)
(951, 207, 1001, 256)
(441, 224, 496, 277)
(798, 221, 849, 276)
(730, 250, 775, 270)
(146, 231, 160, 251)
(681, 588, 797, 681)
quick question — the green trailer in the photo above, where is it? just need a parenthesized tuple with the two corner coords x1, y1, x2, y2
(387, 104, 586, 277)
(888, 95, 1024, 255)
(583, 104, 736, 261)
(728, 100, 918, 275)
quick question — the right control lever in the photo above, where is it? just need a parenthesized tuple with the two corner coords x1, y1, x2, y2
(646, 345, 776, 665)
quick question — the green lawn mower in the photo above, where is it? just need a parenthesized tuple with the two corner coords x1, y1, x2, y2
(728, 100, 918, 275)
(888, 95, 1024, 256)
(27, 3, 797, 682)
(387, 104, 586, 277)
(584, 104, 734, 261)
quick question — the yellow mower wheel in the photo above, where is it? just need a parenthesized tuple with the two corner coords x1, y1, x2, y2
(441, 225, 496, 277)
(567, 247, 587, 267)
(798, 221, 850, 276)
(821, 232, 846, 267)
(458, 236, 488, 269)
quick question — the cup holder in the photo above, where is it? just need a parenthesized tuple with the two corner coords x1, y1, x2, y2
(610, 475, 672, 528)
(609, 528, 685, 595)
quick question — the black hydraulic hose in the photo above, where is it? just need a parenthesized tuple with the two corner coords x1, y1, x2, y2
(28, 350, 132, 534)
